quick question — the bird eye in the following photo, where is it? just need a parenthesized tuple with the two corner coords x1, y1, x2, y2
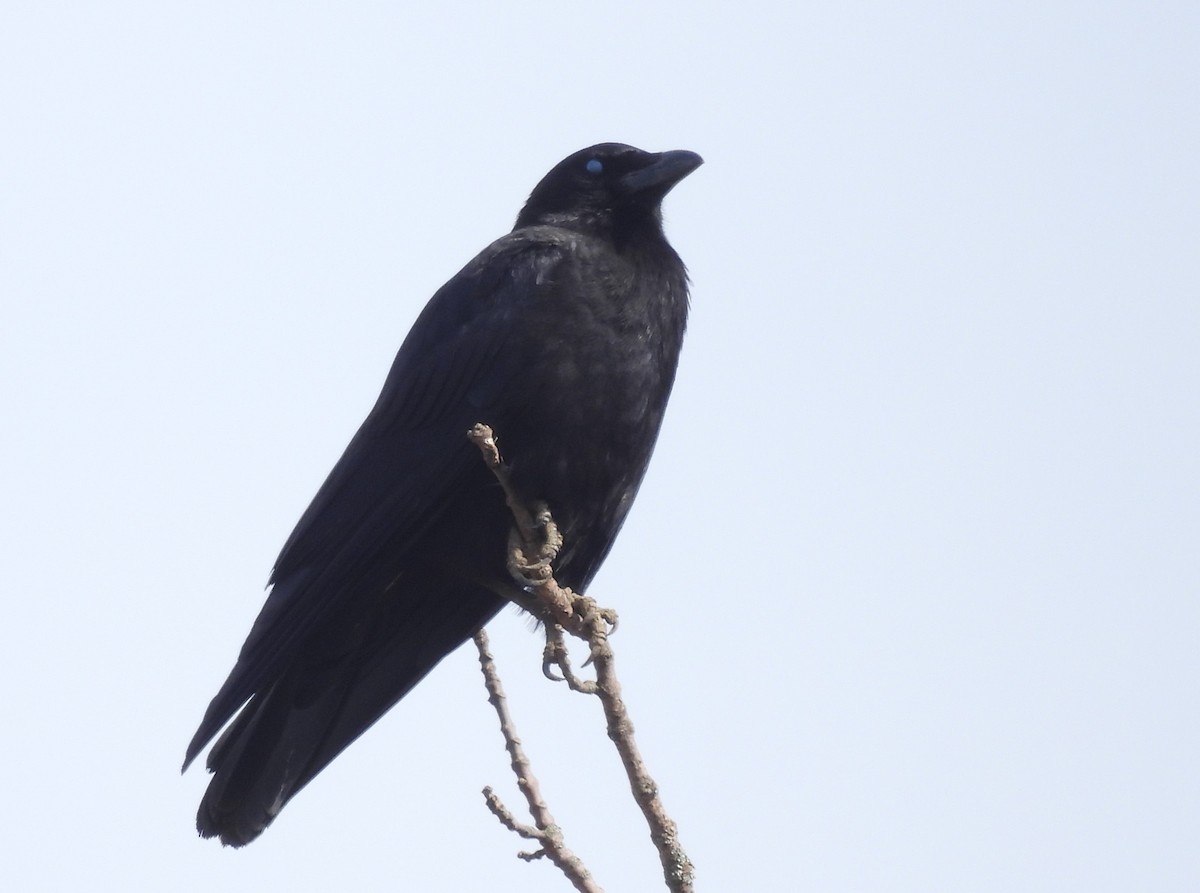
(585, 158, 603, 175)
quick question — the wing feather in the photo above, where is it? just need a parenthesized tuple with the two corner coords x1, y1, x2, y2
(184, 235, 567, 769)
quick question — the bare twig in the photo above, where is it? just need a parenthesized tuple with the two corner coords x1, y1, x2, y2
(473, 629, 602, 893)
(468, 423, 695, 893)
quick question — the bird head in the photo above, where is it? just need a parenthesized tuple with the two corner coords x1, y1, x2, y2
(515, 143, 703, 236)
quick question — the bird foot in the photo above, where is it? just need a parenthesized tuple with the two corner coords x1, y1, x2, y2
(506, 499, 563, 587)
(507, 528, 554, 588)
(542, 623, 598, 693)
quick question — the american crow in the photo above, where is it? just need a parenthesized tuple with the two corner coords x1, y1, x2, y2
(184, 143, 702, 846)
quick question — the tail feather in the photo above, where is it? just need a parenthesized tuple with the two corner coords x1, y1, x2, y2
(193, 580, 506, 846)
(197, 672, 351, 846)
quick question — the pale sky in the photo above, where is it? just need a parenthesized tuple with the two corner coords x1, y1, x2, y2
(2, 2, 1197, 890)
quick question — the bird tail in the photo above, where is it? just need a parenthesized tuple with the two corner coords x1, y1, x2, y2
(194, 580, 506, 846)
(196, 672, 339, 846)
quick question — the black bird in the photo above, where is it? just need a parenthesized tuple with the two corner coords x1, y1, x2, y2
(183, 143, 702, 846)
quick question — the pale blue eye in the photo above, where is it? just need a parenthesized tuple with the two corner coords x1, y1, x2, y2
(585, 158, 603, 175)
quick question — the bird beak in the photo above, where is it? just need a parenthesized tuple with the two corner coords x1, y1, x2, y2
(617, 150, 704, 198)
